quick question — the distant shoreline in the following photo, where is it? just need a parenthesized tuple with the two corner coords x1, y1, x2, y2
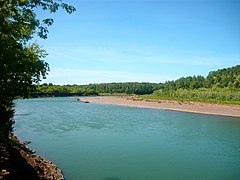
(80, 96, 240, 118)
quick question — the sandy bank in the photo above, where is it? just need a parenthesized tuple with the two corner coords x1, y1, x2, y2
(80, 96, 240, 118)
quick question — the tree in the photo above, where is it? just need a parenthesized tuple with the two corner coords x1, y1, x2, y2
(0, 0, 75, 139)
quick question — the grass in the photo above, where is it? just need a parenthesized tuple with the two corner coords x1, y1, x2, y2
(140, 94, 240, 105)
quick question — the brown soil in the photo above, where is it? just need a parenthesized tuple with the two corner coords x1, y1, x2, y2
(0, 135, 64, 180)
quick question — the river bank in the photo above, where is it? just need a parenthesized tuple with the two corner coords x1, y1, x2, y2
(0, 135, 64, 180)
(80, 96, 240, 117)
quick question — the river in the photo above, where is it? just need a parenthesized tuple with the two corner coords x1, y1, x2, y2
(14, 97, 240, 180)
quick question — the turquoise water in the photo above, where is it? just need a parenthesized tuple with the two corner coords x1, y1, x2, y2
(14, 97, 240, 180)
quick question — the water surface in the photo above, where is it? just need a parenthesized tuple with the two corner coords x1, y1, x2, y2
(14, 97, 240, 180)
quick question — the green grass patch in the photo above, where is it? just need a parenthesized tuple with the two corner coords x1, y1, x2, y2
(140, 94, 240, 105)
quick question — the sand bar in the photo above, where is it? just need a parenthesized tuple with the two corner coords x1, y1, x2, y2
(80, 96, 240, 118)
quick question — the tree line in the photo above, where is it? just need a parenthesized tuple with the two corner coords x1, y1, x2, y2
(164, 65, 240, 90)
(36, 82, 164, 96)
(36, 65, 240, 103)
(148, 65, 240, 103)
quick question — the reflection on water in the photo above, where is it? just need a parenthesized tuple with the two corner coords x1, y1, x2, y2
(14, 97, 240, 180)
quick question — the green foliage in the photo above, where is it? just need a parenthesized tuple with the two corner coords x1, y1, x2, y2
(92, 82, 164, 95)
(0, 42, 49, 99)
(0, 0, 76, 99)
(0, 0, 75, 41)
(147, 65, 240, 104)
(35, 84, 98, 96)
(36, 82, 164, 96)
(150, 88, 240, 103)
(206, 65, 240, 88)
(0, 0, 75, 138)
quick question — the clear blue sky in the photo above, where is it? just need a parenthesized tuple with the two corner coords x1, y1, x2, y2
(36, 0, 240, 85)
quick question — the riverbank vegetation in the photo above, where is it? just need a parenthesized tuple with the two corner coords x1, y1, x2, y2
(143, 88, 240, 104)
(144, 65, 240, 104)
(36, 65, 240, 104)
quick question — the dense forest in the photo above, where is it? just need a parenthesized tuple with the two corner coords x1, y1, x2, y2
(36, 82, 163, 96)
(147, 65, 240, 103)
(36, 65, 240, 103)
